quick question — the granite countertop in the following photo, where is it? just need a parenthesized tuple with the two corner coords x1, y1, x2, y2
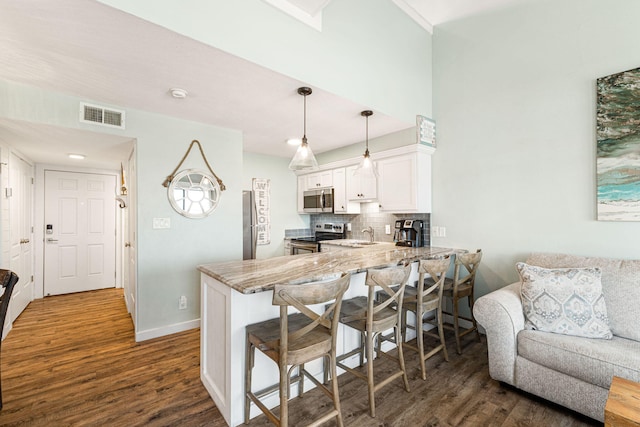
(198, 245, 457, 294)
(320, 239, 397, 248)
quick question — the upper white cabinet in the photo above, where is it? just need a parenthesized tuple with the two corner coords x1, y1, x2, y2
(377, 150, 431, 212)
(346, 165, 377, 201)
(333, 168, 360, 214)
(297, 175, 306, 213)
(305, 170, 333, 189)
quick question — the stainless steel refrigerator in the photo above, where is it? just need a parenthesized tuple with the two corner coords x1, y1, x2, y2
(242, 190, 257, 259)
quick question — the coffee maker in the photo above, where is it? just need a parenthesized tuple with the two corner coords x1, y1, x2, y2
(393, 219, 424, 247)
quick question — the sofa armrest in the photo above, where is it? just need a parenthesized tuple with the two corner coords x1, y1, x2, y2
(473, 282, 524, 386)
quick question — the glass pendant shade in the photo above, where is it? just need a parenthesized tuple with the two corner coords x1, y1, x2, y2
(289, 87, 319, 171)
(353, 110, 379, 178)
(288, 136, 318, 170)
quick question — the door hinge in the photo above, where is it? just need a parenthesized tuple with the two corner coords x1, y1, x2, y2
(5, 188, 11, 197)
(31, 275, 34, 282)
(31, 177, 34, 185)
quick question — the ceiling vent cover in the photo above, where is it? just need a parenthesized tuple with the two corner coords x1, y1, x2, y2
(80, 102, 125, 129)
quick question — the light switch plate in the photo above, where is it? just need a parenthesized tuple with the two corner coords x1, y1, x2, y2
(153, 218, 171, 229)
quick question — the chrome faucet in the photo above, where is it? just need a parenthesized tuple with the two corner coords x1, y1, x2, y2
(362, 226, 374, 243)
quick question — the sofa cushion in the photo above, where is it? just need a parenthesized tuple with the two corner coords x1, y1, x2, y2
(526, 253, 640, 341)
(518, 330, 640, 389)
(517, 263, 612, 339)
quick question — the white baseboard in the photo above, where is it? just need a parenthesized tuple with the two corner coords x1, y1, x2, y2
(135, 318, 200, 342)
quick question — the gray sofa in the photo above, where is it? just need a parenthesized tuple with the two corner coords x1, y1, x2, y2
(474, 252, 640, 422)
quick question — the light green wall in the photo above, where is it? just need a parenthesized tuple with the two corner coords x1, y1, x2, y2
(0, 79, 242, 336)
(243, 152, 309, 259)
(135, 115, 242, 334)
(96, 0, 433, 121)
(316, 128, 416, 165)
(432, 0, 640, 298)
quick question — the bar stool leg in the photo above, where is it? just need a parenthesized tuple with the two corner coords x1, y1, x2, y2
(469, 296, 482, 342)
(416, 305, 427, 380)
(395, 324, 410, 392)
(366, 331, 376, 417)
(328, 354, 344, 427)
(244, 334, 254, 424)
(438, 300, 449, 362)
(453, 297, 462, 355)
(279, 361, 289, 427)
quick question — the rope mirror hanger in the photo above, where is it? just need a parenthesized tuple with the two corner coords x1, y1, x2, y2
(163, 140, 226, 218)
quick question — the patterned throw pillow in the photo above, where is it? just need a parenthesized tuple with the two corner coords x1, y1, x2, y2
(516, 262, 612, 339)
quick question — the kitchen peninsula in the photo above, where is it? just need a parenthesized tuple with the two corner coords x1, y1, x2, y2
(198, 245, 456, 426)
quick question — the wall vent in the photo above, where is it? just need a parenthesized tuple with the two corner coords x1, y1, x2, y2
(80, 102, 126, 129)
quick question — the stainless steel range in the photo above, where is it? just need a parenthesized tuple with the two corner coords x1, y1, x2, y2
(289, 223, 345, 255)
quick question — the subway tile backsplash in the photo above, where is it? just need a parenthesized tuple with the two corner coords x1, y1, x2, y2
(283, 228, 313, 238)
(310, 211, 431, 246)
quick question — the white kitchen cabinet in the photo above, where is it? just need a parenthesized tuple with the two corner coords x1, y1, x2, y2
(305, 170, 333, 189)
(297, 175, 306, 213)
(332, 168, 360, 214)
(377, 151, 431, 212)
(347, 165, 378, 201)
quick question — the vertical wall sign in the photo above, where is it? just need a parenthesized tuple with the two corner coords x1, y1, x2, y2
(417, 115, 436, 147)
(252, 178, 271, 245)
(596, 67, 640, 221)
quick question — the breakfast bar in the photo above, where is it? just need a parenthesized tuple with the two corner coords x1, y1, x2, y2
(198, 245, 456, 426)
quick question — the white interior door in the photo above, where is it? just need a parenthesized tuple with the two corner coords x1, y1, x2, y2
(123, 148, 137, 326)
(44, 170, 116, 296)
(8, 152, 34, 325)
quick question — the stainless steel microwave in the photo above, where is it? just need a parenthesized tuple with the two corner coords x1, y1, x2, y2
(303, 188, 334, 213)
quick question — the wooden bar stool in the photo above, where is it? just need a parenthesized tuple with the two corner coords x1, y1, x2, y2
(333, 263, 411, 418)
(0, 269, 19, 410)
(244, 272, 350, 427)
(425, 249, 483, 354)
(399, 256, 451, 380)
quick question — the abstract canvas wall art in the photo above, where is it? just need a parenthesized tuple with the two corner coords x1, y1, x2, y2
(596, 67, 640, 221)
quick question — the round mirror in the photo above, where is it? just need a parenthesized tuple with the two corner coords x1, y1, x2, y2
(168, 169, 221, 218)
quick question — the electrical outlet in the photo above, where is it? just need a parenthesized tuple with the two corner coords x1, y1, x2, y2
(179, 295, 187, 310)
(153, 218, 171, 229)
(385, 224, 391, 234)
(431, 226, 446, 238)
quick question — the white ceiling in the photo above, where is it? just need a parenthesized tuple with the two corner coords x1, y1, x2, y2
(0, 0, 524, 170)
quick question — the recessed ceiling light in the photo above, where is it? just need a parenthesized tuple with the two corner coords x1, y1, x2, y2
(170, 88, 188, 99)
(68, 153, 86, 160)
(286, 138, 302, 146)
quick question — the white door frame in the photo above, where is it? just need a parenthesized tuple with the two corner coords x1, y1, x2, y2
(34, 164, 122, 299)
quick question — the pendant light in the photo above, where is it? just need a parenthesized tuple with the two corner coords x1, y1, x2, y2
(288, 87, 319, 171)
(354, 110, 379, 178)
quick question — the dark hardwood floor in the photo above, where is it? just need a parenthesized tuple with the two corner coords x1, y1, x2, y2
(0, 289, 601, 426)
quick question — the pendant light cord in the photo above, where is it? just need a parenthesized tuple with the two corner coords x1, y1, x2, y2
(303, 92, 307, 141)
(365, 114, 369, 151)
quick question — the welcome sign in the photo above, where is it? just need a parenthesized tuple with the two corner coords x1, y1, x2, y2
(252, 178, 270, 245)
